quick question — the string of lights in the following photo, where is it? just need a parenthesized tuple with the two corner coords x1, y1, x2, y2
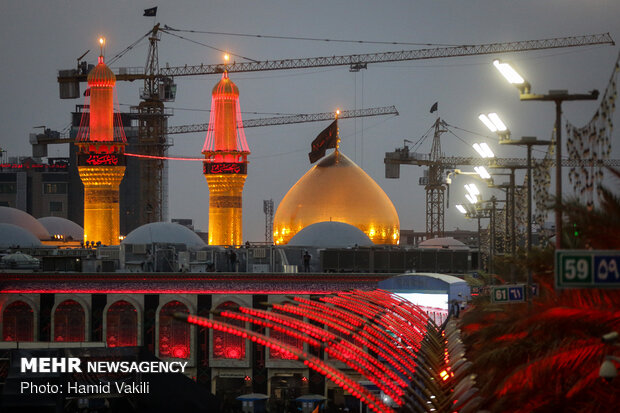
(125, 153, 203, 161)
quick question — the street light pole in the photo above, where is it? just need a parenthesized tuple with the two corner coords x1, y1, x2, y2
(490, 196, 496, 276)
(500, 137, 551, 300)
(520, 92, 598, 249)
(477, 214, 482, 271)
(492, 60, 599, 249)
(509, 168, 516, 256)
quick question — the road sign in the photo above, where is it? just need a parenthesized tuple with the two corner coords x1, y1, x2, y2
(491, 284, 525, 303)
(556, 250, 620, 288)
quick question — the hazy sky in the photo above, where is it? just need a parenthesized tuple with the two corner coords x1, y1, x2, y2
(1, 1, 619, 242)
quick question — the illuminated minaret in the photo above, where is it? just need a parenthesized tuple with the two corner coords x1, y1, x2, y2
(202, 72, 250, 245)
(75, 38, 126, 245)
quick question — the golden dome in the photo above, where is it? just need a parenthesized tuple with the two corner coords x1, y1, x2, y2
(87, 56, 116, 88)
(212, 72, 239, 97)
(273, 151, 400, 245)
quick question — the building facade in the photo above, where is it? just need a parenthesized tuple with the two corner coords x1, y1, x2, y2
(0, 273, 392, 412)
(0, 158, 70, 218)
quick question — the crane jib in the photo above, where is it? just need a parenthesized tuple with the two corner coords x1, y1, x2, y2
(160, 33, 615, 77)
(58, 33, 614, 83)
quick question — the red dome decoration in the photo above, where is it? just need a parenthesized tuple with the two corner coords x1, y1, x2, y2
(87, 56, 116, 88)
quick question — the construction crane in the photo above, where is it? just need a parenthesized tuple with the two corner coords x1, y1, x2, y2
(166, 106, 397, 135)
(134, 24, 174, 228)
(56, 27, 614, 229)
(384, 150, 620, 168)
(384, 122, 620, 239)
(57, 32, 614, 84)
(423, 119, 447, 239)
(31, 106, 398, 144)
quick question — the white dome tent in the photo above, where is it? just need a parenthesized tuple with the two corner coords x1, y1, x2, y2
(122, 222, 207, 250)
(418, 237, 470, 251)
(0, 206, 50, 240)
(0, 223, 43, 249)
(38, 216, 84, 241)
(288, 221, 374, 248)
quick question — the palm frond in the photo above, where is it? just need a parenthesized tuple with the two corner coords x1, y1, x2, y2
(496, 340, 604, 396)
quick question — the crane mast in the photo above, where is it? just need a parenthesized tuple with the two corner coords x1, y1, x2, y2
(423, 119, 448, 238)
(133, 23, 170, 225)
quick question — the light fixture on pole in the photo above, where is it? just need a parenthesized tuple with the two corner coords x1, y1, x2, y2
(455, 204, 467, 214)
(465, 183, 480, 196)
(472, 142, 495, 158)
(474, 166, 491, 180)
(479, 112, 510, 141)
(465, 194, 477, 204)
(493, 59, 599, 250)
(493, 60, 527, 88)
(478, 113, 508, 132)
(465, 183, 480, 204)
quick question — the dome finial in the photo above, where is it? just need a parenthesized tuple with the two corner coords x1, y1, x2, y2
(98, 37, 105, 58)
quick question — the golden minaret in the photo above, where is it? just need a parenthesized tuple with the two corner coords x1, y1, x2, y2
(75, 38, 126, 245)
(202, 72, 250, 245)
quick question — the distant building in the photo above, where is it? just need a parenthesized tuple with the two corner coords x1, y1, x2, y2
(172, 218, 209, 244)
(0, 157, 70, 218)
(172, 218, 195, 231)
(400, 228, 482, 249)
(27, 105, 155, 237)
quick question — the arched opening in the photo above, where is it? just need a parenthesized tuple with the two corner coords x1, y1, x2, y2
(3, 301, 34, 341)
(213, 301, 245, 360)
(159, 301, 190, 359)
(54, 300, 85, 342)
(269, 310, 303, 360)
(107, 300, 137, 347)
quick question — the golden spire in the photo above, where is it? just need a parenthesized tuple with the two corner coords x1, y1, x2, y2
(335, 109, 341, 156)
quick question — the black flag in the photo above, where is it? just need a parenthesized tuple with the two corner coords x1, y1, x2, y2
(308, 120, 338, 163)
(430, 102, 438, 113)
(143, 7, 157, 16)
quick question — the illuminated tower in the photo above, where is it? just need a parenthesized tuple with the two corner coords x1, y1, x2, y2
(202, 72, 250, 245)
(75, 38, 126, 245)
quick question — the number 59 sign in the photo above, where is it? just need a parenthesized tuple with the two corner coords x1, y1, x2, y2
(555, 250, 620, 288)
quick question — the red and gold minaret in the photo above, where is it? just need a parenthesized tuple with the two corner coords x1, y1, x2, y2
(202, 72, 250, 245)
(75, 38, 126, 245)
